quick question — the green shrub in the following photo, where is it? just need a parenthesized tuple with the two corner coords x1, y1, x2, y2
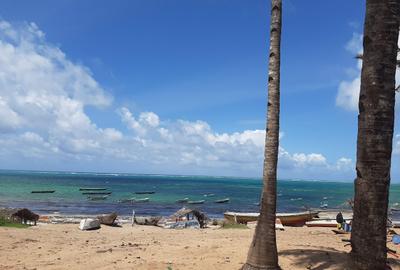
(0, 217, 29, 228)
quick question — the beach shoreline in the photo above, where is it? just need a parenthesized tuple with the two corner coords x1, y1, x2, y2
(1, 222, 400, 270)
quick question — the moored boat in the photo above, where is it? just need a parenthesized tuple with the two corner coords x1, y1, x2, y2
(135, 198, 150, 203)
(87, 195, 108, 201)
(134, 191, 155, 194)
(82, 192, 112, 195)
(79, 187, 107, 191)
(224, 211, 319, 226)
(31, 190, 55, 193)
(188, 200, 205, 204)
(214, 198, 230, 204)
(117, 198, 136, 203)
(176, 198, 189, 203)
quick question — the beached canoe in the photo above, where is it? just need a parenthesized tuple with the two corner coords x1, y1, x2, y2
(224, 211, 319, 226)
(214, 198, 230, 204)
(391, 221, 400, 228)
(82, 192, 112, 195)
(31, 190, 55, 193)
(134, 216, 162, 226)
(134, 191, 155, 194)
(306, 219, 338, 228)
(176, 198, 189, 203)
(223, 212, 258, 224)
(187, 200, 205, 204)
(97, 213, 117, 226)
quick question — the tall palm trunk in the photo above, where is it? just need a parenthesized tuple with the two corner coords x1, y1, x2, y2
(351, 0, 399, 269)
(242, 1, 282, 269)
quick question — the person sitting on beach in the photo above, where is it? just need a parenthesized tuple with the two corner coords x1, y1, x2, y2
(336, 212, 345, 230)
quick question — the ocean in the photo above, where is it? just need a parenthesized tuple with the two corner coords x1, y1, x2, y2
(1, 170, 400, 218)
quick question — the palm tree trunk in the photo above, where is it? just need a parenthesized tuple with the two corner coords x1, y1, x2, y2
(242, 1, 282, 269)
(351, 0, 399, 269)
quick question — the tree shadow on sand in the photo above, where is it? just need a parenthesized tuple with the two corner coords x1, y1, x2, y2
(279, 246, 400, 270)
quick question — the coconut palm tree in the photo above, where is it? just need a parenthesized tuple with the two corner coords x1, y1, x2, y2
(350, 0, 399, 269)
(242, 0, 282, 269)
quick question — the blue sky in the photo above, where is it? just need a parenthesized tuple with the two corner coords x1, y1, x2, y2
(0, 0, 398, 181)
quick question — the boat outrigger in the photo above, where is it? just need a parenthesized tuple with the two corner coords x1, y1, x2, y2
(224, 210, 319, 226)
(134, 191, 155, 194)
(31, 190, 55, 193)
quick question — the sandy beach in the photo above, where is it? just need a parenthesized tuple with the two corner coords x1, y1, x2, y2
(1, 223, 399, 270)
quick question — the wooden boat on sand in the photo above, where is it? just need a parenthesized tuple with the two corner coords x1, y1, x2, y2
(97, 213, 118, 225)
(306, 219, 338, 228)
(135, 216, 162, 225)
(224, 211, 319, 226)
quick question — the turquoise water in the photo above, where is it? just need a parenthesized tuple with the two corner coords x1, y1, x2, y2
(1, 170, 400, 217)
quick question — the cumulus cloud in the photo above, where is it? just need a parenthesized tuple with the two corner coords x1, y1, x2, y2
(336, 32, 400, 157)
(336, 33, 399, 111)
(0, 19, 353, 178)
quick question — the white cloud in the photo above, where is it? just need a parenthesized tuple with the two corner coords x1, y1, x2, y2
(336, 33, 400, 158)
(0, 19, 354, 178)
(345, 33, 363, 55)
(336, 33, 399, 111)
(394, 135, 400, 155)
(336, 77, 360, 111)
(335, 157, 353, 171)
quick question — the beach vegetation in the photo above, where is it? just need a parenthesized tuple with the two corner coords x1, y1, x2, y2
(0, 217, 30, 228)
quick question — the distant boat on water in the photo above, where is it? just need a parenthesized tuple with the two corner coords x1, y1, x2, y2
(31, 190, 55, 193)
(203, 193, 215, 197)
(79, 187, 107, 191)
(214, 198, 230, 204)
(118, 197, 149, 203)
(135, 198, 150, 203)
(82, 192, 112, 195)
(117, 198, 136, 203)
(176, 198, 189, 203)
(320, 201, 328, 209)
(188, 200, 205, 204)
(87, 195, 108, 201)
(134, 191, 155, 194)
